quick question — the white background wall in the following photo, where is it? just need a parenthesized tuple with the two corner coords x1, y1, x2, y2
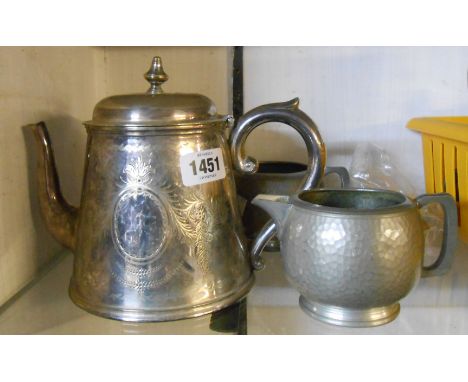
(243, 47, 468, 194)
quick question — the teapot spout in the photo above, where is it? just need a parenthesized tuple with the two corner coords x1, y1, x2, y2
(31, 122, 78, 251)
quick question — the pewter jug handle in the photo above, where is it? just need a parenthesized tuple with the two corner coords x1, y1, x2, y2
(230, 98, 326, 266)
(250, 222, 277, 270)
(416, 193, 458, 277)
(249, 195, 292, 270)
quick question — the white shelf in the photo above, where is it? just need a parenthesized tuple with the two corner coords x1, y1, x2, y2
(1, 241, 467, 334)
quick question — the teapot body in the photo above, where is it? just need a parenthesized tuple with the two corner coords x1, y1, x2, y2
(71, 123, 253, 321)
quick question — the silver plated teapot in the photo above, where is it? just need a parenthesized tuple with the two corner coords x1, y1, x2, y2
(31, 56, 325, 322)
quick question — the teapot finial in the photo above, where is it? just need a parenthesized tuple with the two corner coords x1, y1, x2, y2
(144, 56, 168, 94)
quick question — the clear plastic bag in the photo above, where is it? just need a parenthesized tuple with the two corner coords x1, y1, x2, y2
(349, 143, 417, 196)
(349, 143, 443, 266)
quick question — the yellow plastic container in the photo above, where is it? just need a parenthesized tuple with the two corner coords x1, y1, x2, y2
(407, 117, 468, 242)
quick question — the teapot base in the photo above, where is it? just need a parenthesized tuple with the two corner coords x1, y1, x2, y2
(299, 296, 400, 328)
(68, 275, 255, 323)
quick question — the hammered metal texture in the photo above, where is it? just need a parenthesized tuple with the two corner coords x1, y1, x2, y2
(282, 208, 425, 310)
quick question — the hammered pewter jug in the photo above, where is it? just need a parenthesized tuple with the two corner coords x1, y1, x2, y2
(31, 56, 326, 322)
(251, 189, 457, 327)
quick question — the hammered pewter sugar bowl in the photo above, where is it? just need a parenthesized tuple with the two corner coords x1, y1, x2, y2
(235, 161, 350, 251)
(30, 56, 326, 322)
(251, 189, 457, 327)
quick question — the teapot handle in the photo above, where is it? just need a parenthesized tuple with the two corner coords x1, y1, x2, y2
(230, 98, 326, 186)
(416, 193, 458, 277)
(230, 98, 326, 268)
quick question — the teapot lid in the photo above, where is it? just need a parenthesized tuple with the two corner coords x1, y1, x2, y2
(86, 56, 227, 128)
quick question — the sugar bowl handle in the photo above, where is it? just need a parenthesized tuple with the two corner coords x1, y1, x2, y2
(323, 166, 350, 188)
(416, 193, 458, 277)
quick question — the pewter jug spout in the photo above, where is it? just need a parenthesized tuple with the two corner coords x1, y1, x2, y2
(251, 194, 291, 233)
(31, 122, 78, 250)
